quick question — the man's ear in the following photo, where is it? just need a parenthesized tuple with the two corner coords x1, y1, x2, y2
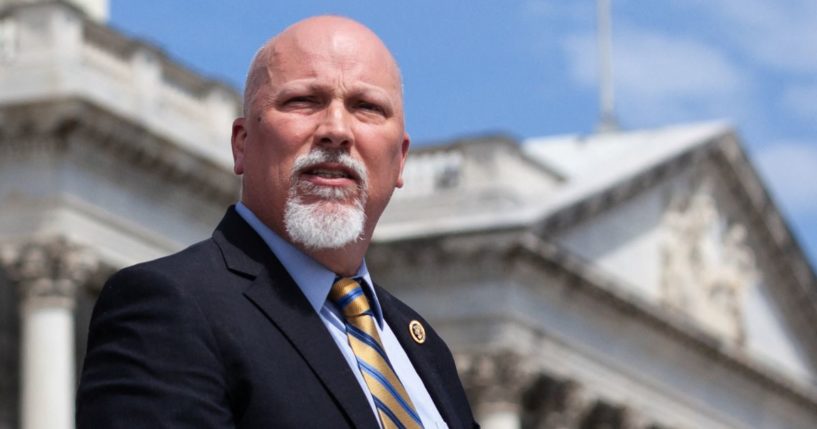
(395, 133, 411, 189)
(231, 118, 247, 175)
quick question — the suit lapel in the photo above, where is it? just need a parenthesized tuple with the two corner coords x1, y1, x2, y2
(213, 208, 379, 429)
(378, 288, 463, 429)
(243, 271, 379, 429)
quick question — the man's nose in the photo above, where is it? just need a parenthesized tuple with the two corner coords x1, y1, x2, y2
(315, 100, 353, 148)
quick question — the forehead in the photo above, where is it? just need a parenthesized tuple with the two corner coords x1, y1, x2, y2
(265, 26, 402, 94)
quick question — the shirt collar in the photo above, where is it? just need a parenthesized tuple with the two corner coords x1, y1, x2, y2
(234, 202, 384, 325)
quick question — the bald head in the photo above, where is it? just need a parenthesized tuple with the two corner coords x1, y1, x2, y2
(242, 16, 403, 117)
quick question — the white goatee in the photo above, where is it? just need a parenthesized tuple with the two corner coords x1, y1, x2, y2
(283, 149, 368, 250)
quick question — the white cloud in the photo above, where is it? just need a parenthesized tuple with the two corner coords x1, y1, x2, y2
(781, 83, 817, 122)
(562, 24, 749, 124)
(618, 29, 744, 97)
(687, 0, 817, 74)
(755, 142, 817, 215)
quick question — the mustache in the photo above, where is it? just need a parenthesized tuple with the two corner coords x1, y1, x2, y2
(290, 149, 368, 186)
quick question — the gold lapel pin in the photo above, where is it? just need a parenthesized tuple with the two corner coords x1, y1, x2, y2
(409, 320, 426, 344)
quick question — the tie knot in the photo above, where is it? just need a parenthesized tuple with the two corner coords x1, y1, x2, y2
(329, 277, 372, 318)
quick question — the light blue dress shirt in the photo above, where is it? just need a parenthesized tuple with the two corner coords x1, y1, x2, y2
(235, 203, 447, 429)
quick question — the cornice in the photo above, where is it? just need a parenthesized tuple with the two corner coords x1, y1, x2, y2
(0, 98, 239, 205)
(709, 135, 817, 368)
(368, 228, 525, 272)
(533, 134, 721, 236)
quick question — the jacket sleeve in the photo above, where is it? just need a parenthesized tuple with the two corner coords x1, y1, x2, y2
(76, 266, 233, 429)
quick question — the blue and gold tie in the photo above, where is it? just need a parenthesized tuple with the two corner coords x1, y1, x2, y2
(330, 278, 424, 429)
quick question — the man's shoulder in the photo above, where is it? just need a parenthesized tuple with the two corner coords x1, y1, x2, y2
(102, 237, 230, 299)
(122, 237, 222, 278)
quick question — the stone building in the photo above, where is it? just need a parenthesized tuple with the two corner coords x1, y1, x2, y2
(0, 1, 239, 428)
(375, 127, 817, 428)
(1, 1, 816, 428)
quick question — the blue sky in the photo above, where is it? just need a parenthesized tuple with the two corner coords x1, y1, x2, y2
(109, 1, 817, 268)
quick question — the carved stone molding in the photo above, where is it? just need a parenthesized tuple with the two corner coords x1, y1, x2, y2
(0, 237, 99, 308)
(579, 401, 639, 429)
(457, 357, 672, 429)
(521, 375, 595, 429)
(660, 178, 756, 345)
(0, 99, 240, 205)
(456, 350, 537, 410)
(370, 230, 521, 274)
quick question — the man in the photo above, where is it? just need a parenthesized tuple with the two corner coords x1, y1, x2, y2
(77, 15, 477, 429)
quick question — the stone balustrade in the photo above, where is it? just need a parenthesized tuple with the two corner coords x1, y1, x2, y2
(0, 0, 239, 169)
(399, 148, 464, 197)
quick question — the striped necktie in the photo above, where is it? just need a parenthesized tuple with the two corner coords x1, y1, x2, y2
(329, 277, 424, 429)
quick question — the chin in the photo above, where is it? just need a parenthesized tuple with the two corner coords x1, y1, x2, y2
(283, 189, 368, 250)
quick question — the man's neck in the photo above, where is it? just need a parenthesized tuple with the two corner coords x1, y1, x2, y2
(300, 240, 369, 277)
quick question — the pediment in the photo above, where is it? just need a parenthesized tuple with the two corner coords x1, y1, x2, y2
(377, 121, 817, 385)
(528, 125, 817, 384)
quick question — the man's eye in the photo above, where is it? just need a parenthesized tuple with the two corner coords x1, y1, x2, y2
(357, 101, 385, 114)
(285, 96, 318, 106)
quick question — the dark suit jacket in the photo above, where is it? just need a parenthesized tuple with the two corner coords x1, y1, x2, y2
(77, 207, 477, 428)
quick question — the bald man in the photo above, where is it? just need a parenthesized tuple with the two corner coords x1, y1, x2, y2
(77, 16, 477, 429)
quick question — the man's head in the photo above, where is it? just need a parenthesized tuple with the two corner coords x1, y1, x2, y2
(231, 16, 409, 274)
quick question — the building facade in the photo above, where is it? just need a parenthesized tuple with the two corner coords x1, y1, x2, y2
(374, 127, 817, 428)
(1, 1, 816, 428)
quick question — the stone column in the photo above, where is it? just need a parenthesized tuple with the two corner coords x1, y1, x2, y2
(1, 239, 98, 429)
(457, 351, 535, 429)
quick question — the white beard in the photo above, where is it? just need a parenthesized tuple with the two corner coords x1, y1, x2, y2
(283, 149, 368, 250)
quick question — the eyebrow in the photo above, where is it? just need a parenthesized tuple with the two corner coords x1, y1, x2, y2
(274, 80, 397, 110)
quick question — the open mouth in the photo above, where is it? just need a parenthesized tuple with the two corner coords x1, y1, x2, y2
(299, 162, 361, 186)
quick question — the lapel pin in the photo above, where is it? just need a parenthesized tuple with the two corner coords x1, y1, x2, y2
(409, 320, 426, 344)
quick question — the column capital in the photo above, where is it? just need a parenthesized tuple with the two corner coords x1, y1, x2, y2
(1, 237, 99, 307)
(456, 350, 537, 406)
(519, 375, 596, 429)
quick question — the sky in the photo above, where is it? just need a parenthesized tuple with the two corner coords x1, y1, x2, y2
(108, 0, 817, 268)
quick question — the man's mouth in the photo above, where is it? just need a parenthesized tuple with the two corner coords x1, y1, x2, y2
(300, 162, 360, 187)
(308, 169, 351, 179)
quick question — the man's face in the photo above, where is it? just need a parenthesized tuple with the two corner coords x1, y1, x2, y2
(232, 21, 409, 249)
